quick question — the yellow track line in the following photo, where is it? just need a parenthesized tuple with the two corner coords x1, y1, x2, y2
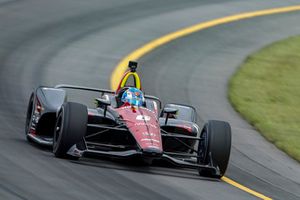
(111, 5, 300, 90)
(110, 4, 300, 199)
(221, 177, 272, 200)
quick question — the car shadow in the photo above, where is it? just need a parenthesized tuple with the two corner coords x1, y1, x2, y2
(19, 138, 220, 182)
(70, 155, 220, 182)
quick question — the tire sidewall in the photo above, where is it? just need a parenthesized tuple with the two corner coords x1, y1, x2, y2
(53, 102, 87, 158)
(198, 120, 231, 177)
(208, 120, 231, 176)
(53, 106, 66, 155)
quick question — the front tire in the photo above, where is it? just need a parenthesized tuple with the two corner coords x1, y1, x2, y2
(198, 120, 231, 178)
(53, 102, 87, 158)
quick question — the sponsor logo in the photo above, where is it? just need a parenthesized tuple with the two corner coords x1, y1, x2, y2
(135, 123, 158, 129)
(136, 115, 151, 121)
(118, 106, 131, 110)
(142, 132, 157, 137)
(141, 138, 160, 143)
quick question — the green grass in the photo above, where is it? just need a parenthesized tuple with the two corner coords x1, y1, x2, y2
(229, 35, 300, 162)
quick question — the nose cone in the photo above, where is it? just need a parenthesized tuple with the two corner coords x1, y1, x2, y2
(141, 147, 163, 165)
(143, 147, 163, 157)
(117, 106, 163, 152)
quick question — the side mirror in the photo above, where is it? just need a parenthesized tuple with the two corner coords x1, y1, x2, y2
(163, 107, 178, 125)
(95, 98, 111, 117)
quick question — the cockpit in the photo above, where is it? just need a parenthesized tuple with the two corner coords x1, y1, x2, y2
(115, 61, 144, 107)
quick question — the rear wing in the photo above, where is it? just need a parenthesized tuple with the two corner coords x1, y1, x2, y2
(55, 84, 162, 109)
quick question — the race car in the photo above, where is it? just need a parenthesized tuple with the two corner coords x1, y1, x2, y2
(25, 61, 231, 178)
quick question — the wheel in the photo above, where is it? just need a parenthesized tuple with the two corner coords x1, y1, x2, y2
(25, 93, 34, 142)
(198, 120, 231, 178)
(53, 102, 87, 159)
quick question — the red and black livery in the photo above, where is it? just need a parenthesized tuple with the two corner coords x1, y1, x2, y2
(25, 61, 231, 178)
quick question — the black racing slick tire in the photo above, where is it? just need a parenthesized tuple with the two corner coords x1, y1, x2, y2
(198, 120, 231, 178)
(53, 102, 87, 159)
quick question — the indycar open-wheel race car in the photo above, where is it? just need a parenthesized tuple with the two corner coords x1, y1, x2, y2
(25, 61, 231, 178)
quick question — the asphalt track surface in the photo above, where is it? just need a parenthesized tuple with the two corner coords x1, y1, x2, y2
(1, 0, 300, 199)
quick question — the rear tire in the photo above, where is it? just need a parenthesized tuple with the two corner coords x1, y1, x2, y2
(198, 120, 231, 178)
(53, 102, 87, 159)
(25, 93, 35, 143)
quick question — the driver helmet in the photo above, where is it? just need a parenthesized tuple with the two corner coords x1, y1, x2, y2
(121, 87, 145, 107)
